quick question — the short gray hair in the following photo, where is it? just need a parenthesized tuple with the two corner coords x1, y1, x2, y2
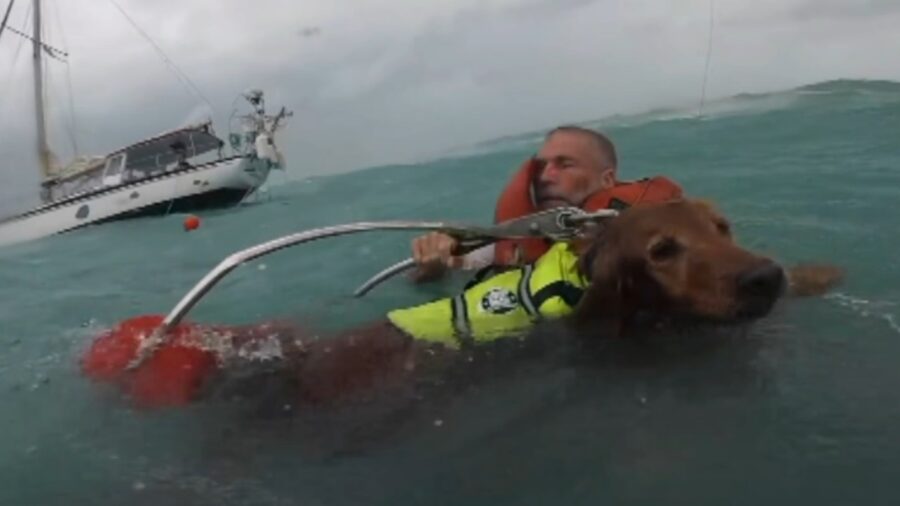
(546, 125, 618, 168)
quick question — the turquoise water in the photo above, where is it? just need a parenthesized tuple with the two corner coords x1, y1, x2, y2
(1, 79, 900, 505)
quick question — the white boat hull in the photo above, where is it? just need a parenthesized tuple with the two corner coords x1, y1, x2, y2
(0, 155, 272, 247)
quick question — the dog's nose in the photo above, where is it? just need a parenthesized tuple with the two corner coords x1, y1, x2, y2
(737, 262, 786, 299)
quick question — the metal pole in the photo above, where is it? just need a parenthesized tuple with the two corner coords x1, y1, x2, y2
(127, 220, 486, 370)
(32, 0, 52, 180)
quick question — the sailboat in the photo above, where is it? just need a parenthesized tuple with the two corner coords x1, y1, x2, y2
(0, 0, 291, 247)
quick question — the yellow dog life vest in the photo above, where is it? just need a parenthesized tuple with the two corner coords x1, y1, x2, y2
(387, 242, 588, 349)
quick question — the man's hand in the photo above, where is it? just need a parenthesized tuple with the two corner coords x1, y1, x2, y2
(409, 232, 464, 282)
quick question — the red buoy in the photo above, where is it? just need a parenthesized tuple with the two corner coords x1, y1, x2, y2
(183, 215, 201, 231)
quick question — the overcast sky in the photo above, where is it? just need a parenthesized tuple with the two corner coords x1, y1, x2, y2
(1, 0, 899, 211)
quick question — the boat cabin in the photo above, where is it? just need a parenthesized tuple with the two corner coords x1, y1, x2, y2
(40, 123, 225, 203)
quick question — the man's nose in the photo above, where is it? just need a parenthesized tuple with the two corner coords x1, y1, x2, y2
(537, 161, 560, 182)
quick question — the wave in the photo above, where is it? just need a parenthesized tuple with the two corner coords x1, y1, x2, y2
(439, 79, 900, 159)
(796, 78, 900, 95)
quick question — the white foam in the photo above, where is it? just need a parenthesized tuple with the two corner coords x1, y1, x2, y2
(826, 292, 900, 336)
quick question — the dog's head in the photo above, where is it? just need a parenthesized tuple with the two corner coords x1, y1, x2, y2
(574, 199, 789, 326)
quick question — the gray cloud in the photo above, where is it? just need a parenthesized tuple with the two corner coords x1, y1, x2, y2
(2, 0, 899, 216)
(786, 0, 900, 21)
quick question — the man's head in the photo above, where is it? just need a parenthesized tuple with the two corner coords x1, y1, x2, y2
(533, 126, 618, 210)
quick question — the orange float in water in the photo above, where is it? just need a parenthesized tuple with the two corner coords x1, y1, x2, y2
(183, 215, 201, 231)
(81, 315, 218, 408)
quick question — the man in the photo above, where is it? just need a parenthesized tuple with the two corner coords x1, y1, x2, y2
(411, 125, 678, 282)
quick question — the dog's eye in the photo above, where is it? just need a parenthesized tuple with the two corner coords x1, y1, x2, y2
(648, 236, 682, 262)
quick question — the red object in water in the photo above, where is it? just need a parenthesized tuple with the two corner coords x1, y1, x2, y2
(183, 215, 201, 231)
(81, 314, 218, 408)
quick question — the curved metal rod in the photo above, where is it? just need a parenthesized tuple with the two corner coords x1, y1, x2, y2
(161, 221, 516, 331)
(353, 258, 416, 297)
(353, 237, 495, 298)
(127, 220, 488, 370)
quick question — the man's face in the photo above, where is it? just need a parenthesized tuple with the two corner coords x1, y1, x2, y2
(533, 132, 615, 210)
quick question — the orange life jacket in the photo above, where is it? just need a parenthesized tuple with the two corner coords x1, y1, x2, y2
(492, 158, 684, 265)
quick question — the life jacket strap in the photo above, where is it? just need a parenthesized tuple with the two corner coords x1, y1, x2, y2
(517, 264, 539, 318)
(531, 281, 584, 310)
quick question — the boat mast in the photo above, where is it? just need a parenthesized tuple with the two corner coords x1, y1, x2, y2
(31, 0, 52, 180)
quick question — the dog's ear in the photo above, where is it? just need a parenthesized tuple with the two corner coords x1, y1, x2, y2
(570, 226, 603, 280)
(571, 230, 628, 336)
(786, 263, 845, 297)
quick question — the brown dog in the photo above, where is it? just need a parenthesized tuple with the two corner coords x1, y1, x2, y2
(576, 200, 808, 329)
(82, 199, 843, 408)
(287, 199, 841, 402)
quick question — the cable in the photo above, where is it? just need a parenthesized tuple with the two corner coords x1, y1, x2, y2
(0, 1, 30, 116)
(697, 0, 715, 119)
(0, 0, 15, 43)
(106, 0, 216, 115)
(2, 25, 67, 60)
(49, 0, 79, 155)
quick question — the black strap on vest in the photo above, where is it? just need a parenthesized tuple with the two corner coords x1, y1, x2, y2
(517, 264, 539, 318)
(450, 295, 474, 347)
(531, 281, 585, 311)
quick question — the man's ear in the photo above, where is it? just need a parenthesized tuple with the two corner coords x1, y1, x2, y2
(600, 167, 616, 188)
